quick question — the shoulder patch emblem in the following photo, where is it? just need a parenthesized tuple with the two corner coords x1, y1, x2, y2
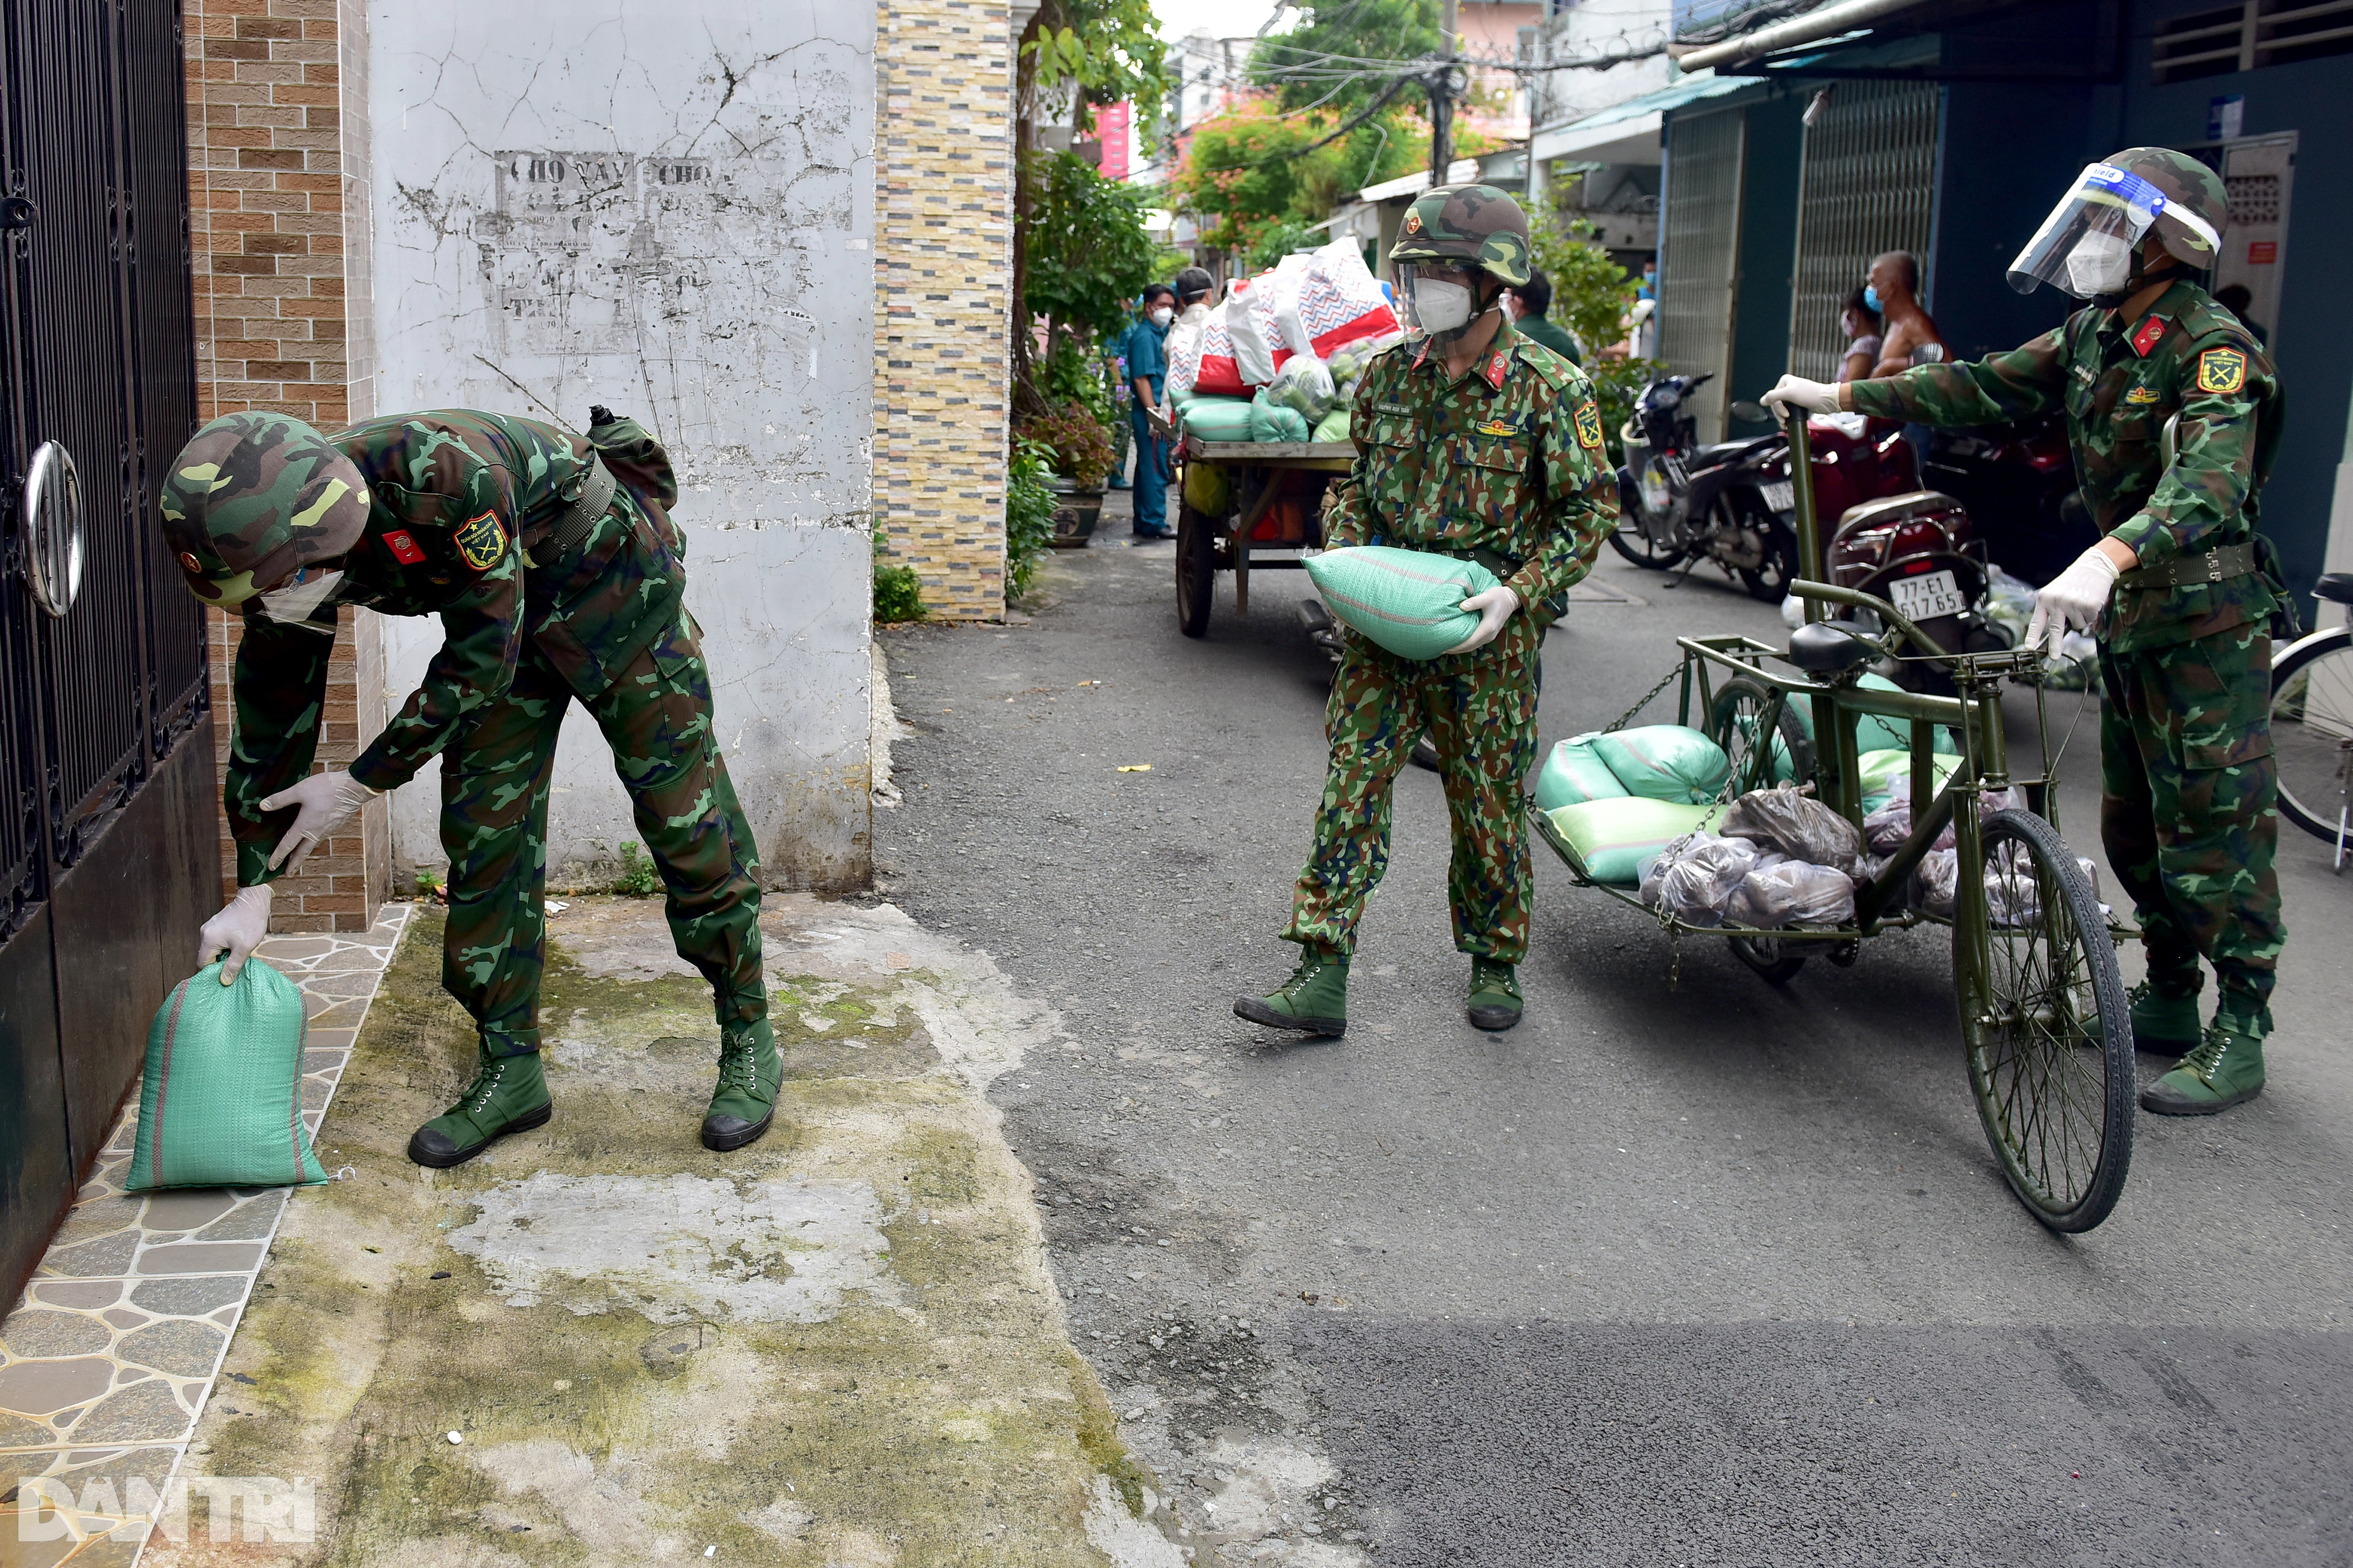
(2124, 385, 2161, 405)
(382, 529, 427, 564)
(453, 512, 505, 571)
(1574, 399, 1605, 452)
(2196, 346, 2247, 395)
(2131, 315, 2167, 356)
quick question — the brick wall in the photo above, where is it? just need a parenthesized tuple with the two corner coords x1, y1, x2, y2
(874, 0, 1016, 623)
(186, 0, 388, 932)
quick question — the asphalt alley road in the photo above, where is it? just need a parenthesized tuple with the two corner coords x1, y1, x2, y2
(874, 536, 2353, 1566)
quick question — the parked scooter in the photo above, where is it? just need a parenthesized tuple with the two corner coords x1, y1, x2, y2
(1608, 373, 1804, 602)
(1919, 411, 2094, 588)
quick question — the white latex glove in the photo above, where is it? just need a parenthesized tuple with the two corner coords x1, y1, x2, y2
(2025, 545, 2122, 657)
(259, 770, 379, 872)
(1761, 374, 1844, 419)
(197, 885, 272, 984)
(1445, 586, 1521, 656)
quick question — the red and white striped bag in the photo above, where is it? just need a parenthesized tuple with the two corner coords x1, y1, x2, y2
(1190, 301, 1248, 397)
(1295, 236, 1402, 359)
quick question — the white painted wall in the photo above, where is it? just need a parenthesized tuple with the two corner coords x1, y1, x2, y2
(366, 1, 875, 892)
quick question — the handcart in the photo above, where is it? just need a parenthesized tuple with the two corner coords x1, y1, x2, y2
(1535, 415, 2136, 1233)
(1159, 406, 1352, 638)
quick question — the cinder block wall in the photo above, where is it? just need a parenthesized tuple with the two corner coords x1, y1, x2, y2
(874, 0, 1015, 623)
(186, 0, 388, 932)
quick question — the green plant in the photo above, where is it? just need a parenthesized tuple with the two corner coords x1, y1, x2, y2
(1039, 333, 1114, 427)
(614, 841, 660, 897)
(1024, 152, 1162, 346)
(1527, 212, 1642, 366)
(1170, 100, 1422, 259)
(1005, 437, 1059, 600)
(873, 529, 925, 623)
(1015, 400, 1117, 489)
(1582, 355, 1666, 469)
(413, 866, 442, 900)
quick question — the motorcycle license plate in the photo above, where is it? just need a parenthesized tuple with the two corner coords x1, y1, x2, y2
(1758, 479, 1795, 513)
(1889, 569, 1967, 621)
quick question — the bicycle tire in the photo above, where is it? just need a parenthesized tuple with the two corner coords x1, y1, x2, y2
(1707, 672, 1816, 795)
(2269, 626, 2353, 844)
(1608, 520, 1687, 571)
(1955, 808, 2134, 1233)
(1176, 505, 1215, 638)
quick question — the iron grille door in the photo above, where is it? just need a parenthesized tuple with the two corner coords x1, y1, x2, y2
(1658, 106, 1744, 444)
(1790, 81, 1942, 383)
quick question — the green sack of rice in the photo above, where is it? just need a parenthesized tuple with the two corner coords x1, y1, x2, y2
(128, 958, 328, 1191)
(1310, 408, 1352, 443)
(1302, 546, 1499, 661)
(1591, 725, 1732, 804)
(1534, 735, 1628, 811)
(1781, 672, 1960, 758)
(1248, 396, 1311, 444)
(1547, 799, 1720, 885)
(1180, 396, 1255, 442)
(1855, 747, 1958, 815)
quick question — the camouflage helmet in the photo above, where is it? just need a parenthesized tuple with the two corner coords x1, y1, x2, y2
(158, 412, 370, 605)
(1388, 184, 1532, 288)
(2106, 146, 2228, 268)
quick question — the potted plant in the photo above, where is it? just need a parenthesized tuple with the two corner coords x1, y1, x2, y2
(1016, 401, 1118, 548)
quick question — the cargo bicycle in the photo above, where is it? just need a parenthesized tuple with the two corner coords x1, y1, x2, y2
(1534, 420, 2134, 1232)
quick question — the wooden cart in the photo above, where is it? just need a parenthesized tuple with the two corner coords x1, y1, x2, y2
(1165, 428, 1354, 638)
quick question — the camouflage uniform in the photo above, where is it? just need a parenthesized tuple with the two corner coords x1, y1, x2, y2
(1284, 313, 1617, 961)
(1849, 278, 2285, 1027)
(214, 409, 766, 1055)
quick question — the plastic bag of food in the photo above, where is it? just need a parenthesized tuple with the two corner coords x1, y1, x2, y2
(1311, 407, 1353, 444)
(1720, 784, 1862, 870)
(128, 959, 329, 1190)
(1856, 747, 1958, 816)
(1295, 236, 1404, 359)
(1727, 860, 1857, 930)
(1304, 545, 1498, 660)
(1591, 725, 1733, 806)
(1191, 303, 1248, 397)
(1182, 459, 1231, 518)
(1248, 393, 1311, 444)
(1917, 848, 1961, 917)
(1265, 355, 1336, 421)
(1639, 831, 1757, 928)
(1535, 735, 1629, 812)
(1269, 252, 1315, 363)
(1226, 277, 1281, 386)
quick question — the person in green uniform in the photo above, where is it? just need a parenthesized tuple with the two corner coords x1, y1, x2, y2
(1765, 148, 2287, 1115)
(170, 407, 782, 1161)
(1505, 266, 1582, 365)
(1234, 185, 1617, 1036)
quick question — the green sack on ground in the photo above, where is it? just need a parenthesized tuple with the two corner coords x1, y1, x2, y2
(1533, 735, 1628, 812)
(1248, 396, 1311, 444)
(128, 959, 328, 1191)
(1311, 408, 1352, 443)
(1547, 799, 1720, 886)
(1855, 747, 1959, 814)
(1302, 546, 1499, 662)
(1591, 725, 1732, 805)
(1180, 397, 1255, 442)
(1182, 460, 1230, 518)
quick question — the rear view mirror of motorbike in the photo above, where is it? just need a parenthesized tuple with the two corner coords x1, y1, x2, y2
(1728, 399, 1769, 425)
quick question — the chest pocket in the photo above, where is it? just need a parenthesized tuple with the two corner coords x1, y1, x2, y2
(1365, 414, 1417, 449)
(1455, 431, 1532, 476)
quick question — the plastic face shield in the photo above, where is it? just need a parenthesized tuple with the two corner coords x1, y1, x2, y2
(1392, 262, 1482, 337)
(2005, 163, 2217, 299)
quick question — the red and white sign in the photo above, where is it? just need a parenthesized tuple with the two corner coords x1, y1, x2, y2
(2248, 240, 2278, 265)
(1094, 102, 1131, 182)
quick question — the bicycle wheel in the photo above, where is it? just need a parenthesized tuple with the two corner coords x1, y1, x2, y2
(1956, 808, 2133, 1233)
(1175, 504, 1215, 638)
(1728, 933, 1805, 984)
(2270, 628, 2353, 845)
(1608, 518, 1687, 570)
(1708, 672, 1815, 794)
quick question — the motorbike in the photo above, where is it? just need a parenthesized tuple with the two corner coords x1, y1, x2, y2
(1608, 372, 1805, 602)
(1919, 411, 2094, 588)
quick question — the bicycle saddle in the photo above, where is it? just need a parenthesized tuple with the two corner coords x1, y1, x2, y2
(1788, 618, 1879, 674)
(2317, 572, 2353, 606)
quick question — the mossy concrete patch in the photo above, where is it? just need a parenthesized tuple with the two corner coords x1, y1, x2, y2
(145, 896, 1184, 1567)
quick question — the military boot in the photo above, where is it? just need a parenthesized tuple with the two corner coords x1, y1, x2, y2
(1234, 948, 1348, 1037)
(408, 1047, 551, 1167)
(702, 1019, 782, 1151)
(1467, 959, 1523, 1031)
(2127, 978, 2202, 1055)
(2140, 1019, 2267, 1116)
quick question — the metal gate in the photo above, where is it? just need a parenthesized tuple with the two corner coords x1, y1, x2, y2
(1, 0, 214, 1302)
(1789, 81, 1943, 382)
(1658, 106, 1745, 444)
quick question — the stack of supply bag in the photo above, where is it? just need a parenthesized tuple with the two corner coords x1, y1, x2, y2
(1532, 726, 1734, 885)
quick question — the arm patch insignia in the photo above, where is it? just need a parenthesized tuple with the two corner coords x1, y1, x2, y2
(1573, 399, 1605, 452)
(2195, 346, 2247, 395)
(453, 512, 506, 571)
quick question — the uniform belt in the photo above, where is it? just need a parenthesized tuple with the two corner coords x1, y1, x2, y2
(2115, 541, 2257, 591)
(525, 455, 618, 568)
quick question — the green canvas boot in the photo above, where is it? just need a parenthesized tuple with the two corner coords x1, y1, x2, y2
(1234, 949, 1348, 1037)
(702, 1019, 782, 1151)
(2127, 978, 2202, 1055)
(408, 1047, 551, 1167)
(1467, 959, 1522, 1031)
(2140, 1020, 2267, 1116)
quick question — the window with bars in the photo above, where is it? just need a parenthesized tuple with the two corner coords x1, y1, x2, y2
(2152, 0, 2353, 84)
(1789, 81, 1942, 384)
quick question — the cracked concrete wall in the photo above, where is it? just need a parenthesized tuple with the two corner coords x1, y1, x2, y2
(366, 2, 876, 893)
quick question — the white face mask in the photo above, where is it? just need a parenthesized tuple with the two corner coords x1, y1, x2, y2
(1414, 278, 1476, 335)
(258, 566, 344, 626)
(2064, 231, 2134, 298)
(1149, 307, 1174, 327)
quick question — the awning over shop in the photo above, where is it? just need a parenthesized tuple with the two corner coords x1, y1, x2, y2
(1673, 0, 1938, 72)
(1527, 70, 1749, 166)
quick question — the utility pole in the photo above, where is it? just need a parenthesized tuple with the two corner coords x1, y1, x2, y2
(1428, 0, 1457, 187)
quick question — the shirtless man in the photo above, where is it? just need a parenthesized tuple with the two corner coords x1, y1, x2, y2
(1865, 251, 1947, 376)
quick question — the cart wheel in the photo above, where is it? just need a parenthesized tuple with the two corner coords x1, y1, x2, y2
(1708, 672, 1815, 793)
(1728, 934, 1805, 983)
(1176, 506, 1215, 638)
(1956, 808, 2134, 1233)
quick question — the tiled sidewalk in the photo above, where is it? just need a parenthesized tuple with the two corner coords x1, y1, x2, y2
(0, 905, 411, 1566)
